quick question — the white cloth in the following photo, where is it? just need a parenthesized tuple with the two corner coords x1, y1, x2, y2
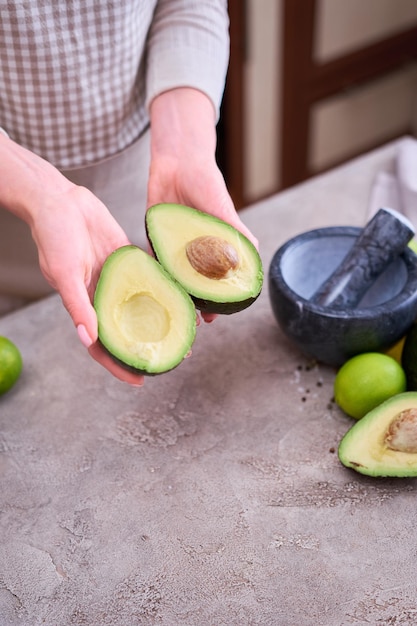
(368, 137, 417, 227)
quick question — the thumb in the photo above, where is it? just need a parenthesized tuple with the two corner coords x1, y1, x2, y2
(229, 214, 259, 250)
(207, 184, 259, 250)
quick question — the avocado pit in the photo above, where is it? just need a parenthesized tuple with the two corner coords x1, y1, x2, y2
(384, 408, 417, 453)
(186, 235, 239, 280)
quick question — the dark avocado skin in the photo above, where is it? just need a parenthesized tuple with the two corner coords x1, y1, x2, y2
(191, 293, 260, 315)
(401, 323, 417, 390)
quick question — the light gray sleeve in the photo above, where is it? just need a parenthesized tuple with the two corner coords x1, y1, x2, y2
(145, 0, 230, 120)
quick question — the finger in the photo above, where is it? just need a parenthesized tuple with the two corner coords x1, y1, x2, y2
(226, 214, 259, 250)
(237, 222, 259, 250)
(63, 282, 98, 346)
(201, 312, 217, 323)
(207, 188, 259, 250)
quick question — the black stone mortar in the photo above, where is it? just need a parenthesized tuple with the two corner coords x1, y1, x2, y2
(268, 226, 417, 367)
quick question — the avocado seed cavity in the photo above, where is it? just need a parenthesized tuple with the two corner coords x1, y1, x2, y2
(116, 292, 170, 343)
(384, 408, 417, 453)
(186, 235, 239, 280)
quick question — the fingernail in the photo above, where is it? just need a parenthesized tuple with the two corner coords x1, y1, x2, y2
(77, 324, 93, 348)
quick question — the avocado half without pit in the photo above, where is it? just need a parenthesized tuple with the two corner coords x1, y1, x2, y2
(338, 392, 417, 477)
(145, 203, 263, 314)
(94, 246, 196, 375)
(94, 205, 262, 376)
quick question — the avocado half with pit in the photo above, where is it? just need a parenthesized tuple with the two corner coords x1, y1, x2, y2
(146, 203, 263, 314)
(338, 392, 417, 477)
(94, 245, 196, 375)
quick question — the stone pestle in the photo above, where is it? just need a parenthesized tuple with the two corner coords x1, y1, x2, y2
(310, 207, 415, 309)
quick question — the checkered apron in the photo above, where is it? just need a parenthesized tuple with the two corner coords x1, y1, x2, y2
(0, 0, 229, 299)
(0, 0, 153, 168)
(0, 0, 229, 169)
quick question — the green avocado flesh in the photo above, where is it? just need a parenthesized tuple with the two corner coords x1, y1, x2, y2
(338, 392, 417, 477)
(146, 203, 263, 314)
(94, 246, 196, 375)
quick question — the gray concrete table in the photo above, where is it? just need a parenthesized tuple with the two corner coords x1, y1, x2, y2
(1, 139, 416, 626)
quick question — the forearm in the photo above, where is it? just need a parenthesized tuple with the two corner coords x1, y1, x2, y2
(0, 133, 74, 227)
(146, 0, 229, 121)
(149, 87, 217, 164)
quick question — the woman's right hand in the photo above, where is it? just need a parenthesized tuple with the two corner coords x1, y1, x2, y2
(0, 134, 145, 385)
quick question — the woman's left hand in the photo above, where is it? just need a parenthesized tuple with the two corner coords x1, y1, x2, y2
(147, 87, 258, 323)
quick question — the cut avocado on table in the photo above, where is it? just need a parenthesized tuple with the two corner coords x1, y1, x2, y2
(338, 392, 417, 477)
(94, 245, 196, 375)
(146, 203, 263, 314)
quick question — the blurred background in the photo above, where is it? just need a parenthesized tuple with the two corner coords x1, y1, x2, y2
(217, 0, 417, 209)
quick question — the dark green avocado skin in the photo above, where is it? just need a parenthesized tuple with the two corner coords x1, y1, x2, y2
(191, 293, 261, 315)
(402, 323, 417, 390)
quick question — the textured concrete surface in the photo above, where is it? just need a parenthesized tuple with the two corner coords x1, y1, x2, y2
(1, 139, 417, 626)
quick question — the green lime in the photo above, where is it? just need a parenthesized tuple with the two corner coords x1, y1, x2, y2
(0, 336, 23, 395)
(334, 352, 406, 420)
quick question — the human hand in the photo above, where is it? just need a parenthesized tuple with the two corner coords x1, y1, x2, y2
(147, 88, 259, 323)
(30, 185, 145, 386)
(0, 136, 144, 385)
